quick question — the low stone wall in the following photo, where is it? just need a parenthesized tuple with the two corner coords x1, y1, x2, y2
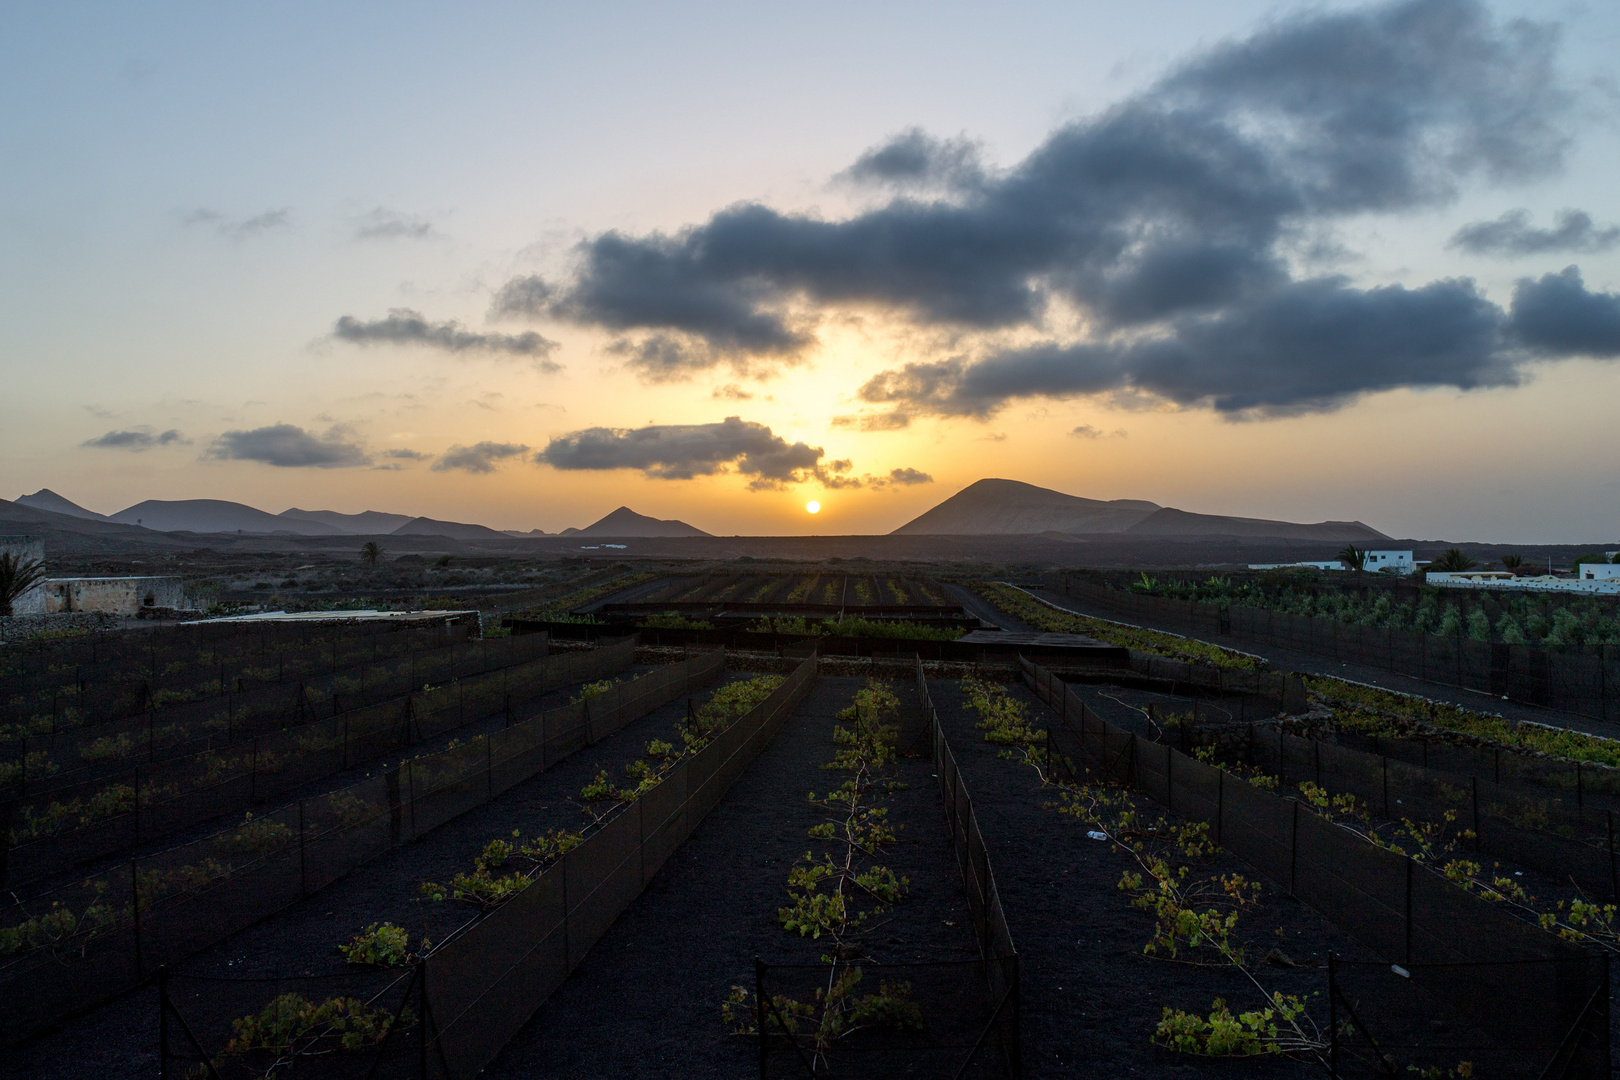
(0, 611, 125, 644)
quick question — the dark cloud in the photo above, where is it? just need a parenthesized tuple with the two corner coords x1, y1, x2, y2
(432, 441, 532, 474)
(1450, 209, 1620, 256)
(381, 448, 430, 461)
(207, 424, 370, 468)
(488, 275, 553, 319)
(711, 384, 755, 401)
(839, 128, 984, 191)
(353, 209, 438, 241)
(82, 428, 187, 451)
(184, 208, 290, 239)
(495, 0, 1584, 414)
(1070, 425, 1127, 439)
(861, 276, 1514, 417)
(537, 416, 823, 490)
(1508, 267, 1620, 358)
(333, 309, 560, 366)
(881, 467, 933, 486)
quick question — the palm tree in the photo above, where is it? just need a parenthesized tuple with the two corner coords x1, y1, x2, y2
(360, 541, 383, 568)
(0, 554, 47, 616)
(1430, 548, 1477, 573)
(1337, 545, 1367, 572)
(1500, 554, 1525, 574)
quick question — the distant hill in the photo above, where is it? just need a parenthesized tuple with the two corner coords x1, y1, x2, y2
(892, 478, 1388, 541)
(390, 516, 512, 540)
(110, 499, 344, 535)
(1125, 508, 1389, 541)
(280, 508, 414, 534)
(15, 489, 109, 521)
(0, 498, 191, 552)
(891, 479, 1160, 535)
(563, 506, 711, 537)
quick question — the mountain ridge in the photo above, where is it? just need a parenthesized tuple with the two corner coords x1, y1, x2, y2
(561, 506, 711, 537)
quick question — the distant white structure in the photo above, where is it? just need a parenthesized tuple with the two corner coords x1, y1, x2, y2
(1250, 550, 1414, 572)
(1579, 563, 1620, 581)
(1427, 571, 1620, 595)
(41, 577, 185, 613)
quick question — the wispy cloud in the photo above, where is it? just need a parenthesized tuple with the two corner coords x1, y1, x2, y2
(1449, 209, 1620, 257)
(333, 309, 560, 366)
(82, 428, 188, 451)
(432, 441, 532, 474)
(352, 208, 440, 242)
(184, 208, 291, 240)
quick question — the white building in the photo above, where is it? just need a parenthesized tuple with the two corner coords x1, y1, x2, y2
(1579, 563, 1620, 581)
(1427, 571, 1620, 595)
(1250, 550, 1414, 572)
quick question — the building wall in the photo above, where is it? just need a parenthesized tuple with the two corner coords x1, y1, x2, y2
(1, 535, 47, 614)
(43, 576, 185, 613)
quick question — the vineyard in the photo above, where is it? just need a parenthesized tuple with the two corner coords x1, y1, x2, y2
(1, 591, 1612, 1078)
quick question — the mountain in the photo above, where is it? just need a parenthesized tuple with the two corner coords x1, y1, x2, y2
(390, 516, 512, 540)
(0, 498, 191, 552)
(110, 499, 344, 534)
(14, 489, 109, 521)
(279, 508, 414, 534)
(563, 506, 711, 537)
(891, 479, 1160, 535)
(1124, 507, 1390, 541)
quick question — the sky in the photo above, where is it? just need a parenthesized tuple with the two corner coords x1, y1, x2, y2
(2, 0, 1618, 542)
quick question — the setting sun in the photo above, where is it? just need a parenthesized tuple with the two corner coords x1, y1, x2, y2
(805, 501, 820, 514)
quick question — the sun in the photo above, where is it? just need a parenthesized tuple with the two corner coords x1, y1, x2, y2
(806, 500, 821, 514)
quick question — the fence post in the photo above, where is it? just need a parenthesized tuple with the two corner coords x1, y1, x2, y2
(1288, 799, 1299, 897)
(755, 957, 769, 1080)
(131, 857, 143, 979)
(1382, 756, 1390, 820)
(1216, 769, 1224, 846)
(1471, 776, 1480, 851)
(1609, 812, 1617, 905)
(1327, 956, 1338, 1076)
(1404, 857, 1414, 966)
(158, 964, 170, 1080)
(417, 958, 428, 1079)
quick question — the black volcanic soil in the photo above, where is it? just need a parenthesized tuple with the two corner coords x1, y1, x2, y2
(926, 675, 1371, 1078)
(0, 664, 725, 1080)
(478, 675, 983, 1080)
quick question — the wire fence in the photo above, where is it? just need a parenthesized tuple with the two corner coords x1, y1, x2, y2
(0, 634, 582, 889)
(1054, 578, 1620, 723)
(3, 630, 546, 796)
(1, 617, 474, 732)
(0, 641, 724, 1048)
(417, 648, 819, 1079)
(1024, 657, 1610, 1078)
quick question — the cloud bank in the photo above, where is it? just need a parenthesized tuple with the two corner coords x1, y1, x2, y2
(206, 424, 370, 468)
(491, 0, 1620, 419)
(537, 416, 824, 490)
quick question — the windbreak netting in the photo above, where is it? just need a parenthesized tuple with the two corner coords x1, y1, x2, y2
(0, 644, 726, 1047)
(1329, 957, 1609, 1080)
(3, 628, 541, 797)
(1059, 579, 1620, 723)
(0, 635, 590, 889)
(1, 617, 473, 735)
(1024, 656, 1610, 1079)
(1239, 729, 1620, 903)
(423, 651, 819, 1080)
(158, 964, 434, 1080)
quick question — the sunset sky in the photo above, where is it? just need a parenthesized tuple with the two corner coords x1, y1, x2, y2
(3, 0, 1618, 542)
